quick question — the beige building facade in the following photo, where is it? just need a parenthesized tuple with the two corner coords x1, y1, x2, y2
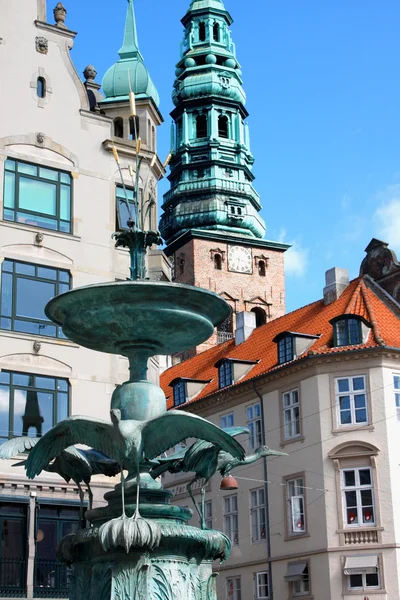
(161, 265, 400, 599)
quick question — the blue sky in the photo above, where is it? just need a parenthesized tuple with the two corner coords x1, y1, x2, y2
(63, 0, 400, 312)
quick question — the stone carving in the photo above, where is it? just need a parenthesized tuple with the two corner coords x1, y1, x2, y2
(53, 2, 67, 27)
(83, 65, 97, 82)
(35, 36, 48, 54)
(35, 231, 44, 244)
(36, 132, 45, 145)
(33, 340, 41, 354)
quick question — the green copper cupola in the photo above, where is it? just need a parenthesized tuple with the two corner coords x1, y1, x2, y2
(102, 0, 160, 106)
(159, 0, 266, 245)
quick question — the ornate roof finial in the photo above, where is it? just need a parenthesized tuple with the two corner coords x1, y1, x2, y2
(118, 0, 143, 60)
(53, 2, 67, 28)
(83, 65, 97, 82)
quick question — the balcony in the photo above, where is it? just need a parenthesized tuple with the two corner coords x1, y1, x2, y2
(34, 560, 70, 598)
(343, 528, 379, 545)
(217, 331, 234, 344)
(0, 558, 26, 598)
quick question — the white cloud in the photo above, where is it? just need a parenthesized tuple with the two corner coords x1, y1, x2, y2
(374, 189, 400, 253)
(279, 229, 309, 277)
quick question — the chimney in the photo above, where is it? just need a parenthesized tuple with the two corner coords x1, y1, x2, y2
(323, 267, 349, 305)
(235, 311, 256, 345)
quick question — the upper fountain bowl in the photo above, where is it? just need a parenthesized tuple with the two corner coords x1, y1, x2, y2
(45, 281, 231, 356)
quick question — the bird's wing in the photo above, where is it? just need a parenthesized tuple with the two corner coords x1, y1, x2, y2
(80, 449, 120, 477)
(0, 437, 39, 459)
(142, 411, 245, 461)
(223, 426, 249, 438)
(25, 416, 118, 479)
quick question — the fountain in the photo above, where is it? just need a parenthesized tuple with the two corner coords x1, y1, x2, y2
(23, 120, 244, 600)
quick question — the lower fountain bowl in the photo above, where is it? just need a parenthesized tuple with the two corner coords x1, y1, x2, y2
(45, 281, 231, 355)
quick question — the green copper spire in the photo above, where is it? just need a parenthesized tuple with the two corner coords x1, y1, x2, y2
(160, 0, 266, 244)
(102, 0, 160, 106)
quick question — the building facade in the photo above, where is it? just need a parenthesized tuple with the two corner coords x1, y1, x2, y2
(161, 256, 400, 599)
(0, 1, 168, 597)
(160, 0, 289, 355)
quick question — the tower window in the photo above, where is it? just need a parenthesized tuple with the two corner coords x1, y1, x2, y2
(114, 118, 124, 139)
(129, 116, 140, 141)
(214, 254, 222, 270)
(196, 114, 208, 138)
(152, 126, 156, 151)
(37, 77, 46, 99)
(251, 307, 267, 328)
(218, 115, 229, 138)
(213, 22, 220, 42)
(199, 22, 206, 42)
(258, 260, 266, 277)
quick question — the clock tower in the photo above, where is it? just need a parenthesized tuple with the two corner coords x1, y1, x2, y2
(160, 0, 289, 355)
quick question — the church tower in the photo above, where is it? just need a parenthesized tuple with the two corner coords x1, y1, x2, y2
(160, 0, 289, 354)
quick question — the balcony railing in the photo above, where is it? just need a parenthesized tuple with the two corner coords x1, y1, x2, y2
(343, 529, 379, 545)
(0, 558, 27, 598)
(34, 559, 70, 598)
(217, 331, 234, 344)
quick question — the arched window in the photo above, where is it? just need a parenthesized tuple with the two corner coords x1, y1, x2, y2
(196, 114, 208, 138)
(251, 307, 267, 328)
(199, 22, 206, 42)
(152, 126, 156, 151)
(114, 118, 124, 138)
(218, 115, 229, 138)
(37, 77, 46, 98)
(147, 119, 151, 145)
(214, 254, 222, 270)
(258, 260, 266, 277)
(330, 315, 368, 347)
(213, 22, 220, 42)
(129, 116, 140, 141)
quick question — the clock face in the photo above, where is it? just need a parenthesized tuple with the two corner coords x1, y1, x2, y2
(228, 246, 252, 273)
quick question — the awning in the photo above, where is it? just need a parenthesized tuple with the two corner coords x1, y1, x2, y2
(284, 562, 308, 582)
(344, 555, 378, 575)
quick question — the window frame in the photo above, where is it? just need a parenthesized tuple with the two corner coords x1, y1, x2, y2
(277, 335, 294, 364)
(223, 494, 238, 546)
(394, 373, 400, 422)
(282, 388, 301, 441)
(226, 576, 241, 600)
(292, 562, 310, 597)
(341, 467, 375, 528)
(347, 570, 380, 592)
(0, 370, 70, 441)
(0, 259, 71, 339)
(173, 380, 187, 407)
(221, 412, 234, 429)
(285, 475, 307, 538)
(332, 316, 363, 347)
(3, 158, 72, 234)
(254, 571, 269, 600)
(219, 361, 233, 389)
(335, 375, 368, 428)
(246, 402, 262, 450)
(250, 487, 266, 543)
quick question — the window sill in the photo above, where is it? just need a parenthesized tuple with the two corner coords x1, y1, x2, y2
(0, 220, 80, 242)
(344, 590, 386, 596)
(284, 532, 310, 542)
(280, 435, 305, 448)
(291, 595, 314, 600)
(332, 424, 375, 435)
(0, 330, 79, 348)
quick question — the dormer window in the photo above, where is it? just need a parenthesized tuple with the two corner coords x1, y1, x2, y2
(172, 378, 211, 406)
(274, 332, 320, 365)
(216, 359, 259, 389)
(330, 315, 370, 347)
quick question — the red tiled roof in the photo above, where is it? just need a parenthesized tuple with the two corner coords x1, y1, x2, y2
(161, 276, 400, 408)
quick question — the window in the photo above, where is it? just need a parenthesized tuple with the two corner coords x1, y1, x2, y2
(173, 381, 186, 407)
(287, 477, 306, 535)
(255, 572, 269, 600)
(251, 488, 266, 543)
(116, 185, 137, 230)
(258, 260, 266, 277)
(0, 260, 71, 338)
(221, 413, 234, 429)
(344, 556, 380, 591)
(219, 361, 233, 389)
(226, 576, 241, 600)
(129, 116, 139, 140)
(251, 307, 266, 328)
(283, 389, 300, 440)
(199, 21, 206, 42)
(348, 572, 380, 591)
(204, 500, 212, 529)
(218, 115, 229, 138)
(4, 159, 72, 233)
(293, 564, 310, 596)
(114, 117, 124, 138)
(342, 468, 375, 527)
(278, 336, 294, 364)
(223, 494, 238, 545)
(335, 375, 367, 427)
(37, 76, 46, 98)
(0, 371, 69, 440)
(333, 317, 362, 346)
(196, 114, 208, 138)
(394, 374, 400, 421)
(0, 502, 28, 596)
(214, 254, 222, 270)
(247, 403, 262, 449)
